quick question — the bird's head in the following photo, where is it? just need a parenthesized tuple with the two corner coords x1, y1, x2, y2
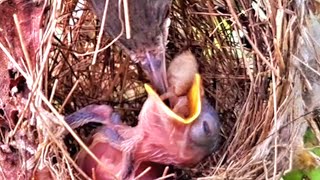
(88, 0, 172, 94)
(188, 98, 221, 152)
(143, 73, 221, 154)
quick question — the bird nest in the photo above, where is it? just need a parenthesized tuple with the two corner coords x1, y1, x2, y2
(1, 0, 320, 179)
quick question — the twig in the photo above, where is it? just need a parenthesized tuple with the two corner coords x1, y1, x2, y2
(123, 0, 131, 39)
(49, 79, 59, 103)
(92, 0, 110, 65)
(58, 80, 79, 113)
(134, 166, 151, 179)
(225, 0, 280, 78)
(13, 14, 33, 78)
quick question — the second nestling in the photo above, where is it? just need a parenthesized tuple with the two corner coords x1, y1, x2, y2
(167, 50, 199, 96)
(161, 50, 201, 118)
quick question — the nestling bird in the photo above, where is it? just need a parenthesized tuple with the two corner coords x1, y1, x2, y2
(66, 105, 168, 180)
(167, 50, 199, 96)
(161, 50, 200, 117)
(128, 77, 221, 167)
(87, 0, 172, 94)
(65, 75, 221, 179)
(76, 129, 170, 179)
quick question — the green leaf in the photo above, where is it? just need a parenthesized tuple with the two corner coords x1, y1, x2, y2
(304, 128, 318, 147)
(282, 170, 304, 180)
(305, 168, 320, 180)
(311, 147, 320, 157)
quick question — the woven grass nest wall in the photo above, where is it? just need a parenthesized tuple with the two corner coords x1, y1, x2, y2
(1, 0, 320, 179)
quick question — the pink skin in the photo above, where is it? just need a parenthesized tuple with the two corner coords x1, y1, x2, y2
(76, 133, 168, 180)
(66, 95, 220, 179)
(66, 105, 168, 180)
(76, 135, 125, 180)
(120, 95, 220, 168)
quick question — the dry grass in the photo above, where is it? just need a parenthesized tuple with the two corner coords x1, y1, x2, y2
(1, 0, 320, 179)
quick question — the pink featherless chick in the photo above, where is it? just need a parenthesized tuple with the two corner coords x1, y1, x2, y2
(65, 105, 169, 180)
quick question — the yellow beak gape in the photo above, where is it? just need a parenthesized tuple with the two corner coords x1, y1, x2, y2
(144, 73, 202, 124)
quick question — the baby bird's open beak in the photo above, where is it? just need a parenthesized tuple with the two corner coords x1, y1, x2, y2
(144, 73, 202, 124)
(136, 73, 220, 166)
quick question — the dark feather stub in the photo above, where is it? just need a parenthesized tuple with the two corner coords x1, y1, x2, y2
(88, 0, 172, 55)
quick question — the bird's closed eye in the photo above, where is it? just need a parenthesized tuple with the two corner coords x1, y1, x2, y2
(202, 121, 211, 136)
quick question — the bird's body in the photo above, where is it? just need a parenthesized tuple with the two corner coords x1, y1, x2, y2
(88, 0, 171, 53)
(76, 129, 128, 180)
(88, 0, 172, 94)
(77, 136, 169, 179)
(160, 51, 200, 118)
(127, 80, 220, 167)
(68, 105, 167, 180)
(68, 100, 220, 179)
(167, 51, 199, 96)
(66, 105, 129, 179)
